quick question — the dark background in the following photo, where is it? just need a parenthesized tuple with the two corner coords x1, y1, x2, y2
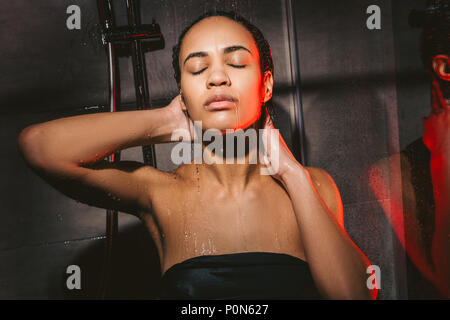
(0, 0, 433, 299)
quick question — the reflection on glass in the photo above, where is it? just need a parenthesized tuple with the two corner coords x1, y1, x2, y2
(369, 1, 449, 298)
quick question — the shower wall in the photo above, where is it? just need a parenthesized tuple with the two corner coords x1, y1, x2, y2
(0, 0, 425, 299)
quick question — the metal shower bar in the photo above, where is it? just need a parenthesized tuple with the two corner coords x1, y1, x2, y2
(97, 0, 163, 298)
(285, 0, 307, 166)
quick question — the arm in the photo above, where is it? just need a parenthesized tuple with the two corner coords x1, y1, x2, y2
(429, 151, 450, 297)
(281, 165, 375, 299)
(369, 156, 436, 280)
(261, 114, 375, 299)
(421, 98, 450, 297)
(369, 155, 448, 297)
(17, 95, 190, 217)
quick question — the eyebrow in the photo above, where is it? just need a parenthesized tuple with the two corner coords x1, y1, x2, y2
(183, 45, 251, 66)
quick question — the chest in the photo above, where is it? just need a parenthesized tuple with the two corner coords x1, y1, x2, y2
(151, 180, 303, 251)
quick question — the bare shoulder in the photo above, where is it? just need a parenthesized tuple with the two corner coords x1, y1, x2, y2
(369, 153, 412, 178)
(303, 166, 338, 194)
(368, 153, 412, 201)
(304, 166, 344, 228)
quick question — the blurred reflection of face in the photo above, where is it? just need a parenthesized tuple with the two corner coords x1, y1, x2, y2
(179, 16, 265, 132)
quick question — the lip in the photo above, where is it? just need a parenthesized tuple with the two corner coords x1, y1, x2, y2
(204, 94, 237, 111)
(205, 100, 236, 111)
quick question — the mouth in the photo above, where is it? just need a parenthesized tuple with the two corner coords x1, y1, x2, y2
(204, 94, 237, 111)
(205, 100, 236, 111)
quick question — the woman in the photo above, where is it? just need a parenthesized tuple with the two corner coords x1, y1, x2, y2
(17, 10, 376, 299)
(370, 3, 450, 298)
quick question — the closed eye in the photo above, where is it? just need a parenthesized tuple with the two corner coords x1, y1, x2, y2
(229, 64, 246, 68)
(191, 64, 247, 75)
(192, 68, 207, 75)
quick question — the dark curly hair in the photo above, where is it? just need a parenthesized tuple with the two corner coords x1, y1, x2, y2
(171, 10, 275, 124)
(410, 0, 450, 101)
(410, 0, 450, 72)
(420, 25, 450, 73)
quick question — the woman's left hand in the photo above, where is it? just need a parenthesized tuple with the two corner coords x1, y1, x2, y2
(260, 109, 305, 182)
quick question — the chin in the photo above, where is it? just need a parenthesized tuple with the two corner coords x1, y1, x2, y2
(198, 112, 261, 132)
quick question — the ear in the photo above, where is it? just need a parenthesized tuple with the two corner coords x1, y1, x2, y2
(262, 71, 274, 103)
(432, 55, 450, 81)
(179, 88, 187, 111)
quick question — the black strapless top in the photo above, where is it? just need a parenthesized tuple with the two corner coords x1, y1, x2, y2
(158, 252, 321, 300)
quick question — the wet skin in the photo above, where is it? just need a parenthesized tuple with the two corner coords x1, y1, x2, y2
(142, 16, 312, 275)
(18, 16, 365, 298)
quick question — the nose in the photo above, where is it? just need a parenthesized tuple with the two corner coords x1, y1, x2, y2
(206, 64, 231, 88)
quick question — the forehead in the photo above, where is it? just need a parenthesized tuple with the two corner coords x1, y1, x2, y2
(179, 16, 258, 61)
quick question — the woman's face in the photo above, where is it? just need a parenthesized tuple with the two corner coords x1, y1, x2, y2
(179, 16, 272, 132)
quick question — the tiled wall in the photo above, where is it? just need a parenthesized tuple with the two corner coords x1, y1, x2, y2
(1, 0, 428, 299)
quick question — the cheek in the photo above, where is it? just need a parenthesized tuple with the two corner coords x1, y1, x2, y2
(237, 74, 263, 112)
(180, 79, 202, 110)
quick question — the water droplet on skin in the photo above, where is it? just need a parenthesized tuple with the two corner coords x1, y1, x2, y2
(195, 165, 200, 193)
(200, 242, 207, 255)
(275, 232, 280, 250)
(194, 236, 198, 254)
(234, 99, 238, 131)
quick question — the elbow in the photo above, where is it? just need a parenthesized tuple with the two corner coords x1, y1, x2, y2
(331, 263, 378, 300)
(336, 283, 377, 300)
(320, 273, 378, 300)
(17, 125, 45, 168)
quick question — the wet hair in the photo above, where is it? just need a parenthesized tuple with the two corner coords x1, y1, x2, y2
(420, 26, 449, 74)
(171, 10, 275, 123)
(410, 0, 450, 101)
(410, 0, 450, 72)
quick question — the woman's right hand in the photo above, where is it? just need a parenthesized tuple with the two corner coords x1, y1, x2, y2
(164, 94, 195, 142)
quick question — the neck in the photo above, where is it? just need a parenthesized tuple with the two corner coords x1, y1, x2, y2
(199, 161, 263, 194)
(431, 78, 450, 110)
(192, 124, 266, 194)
